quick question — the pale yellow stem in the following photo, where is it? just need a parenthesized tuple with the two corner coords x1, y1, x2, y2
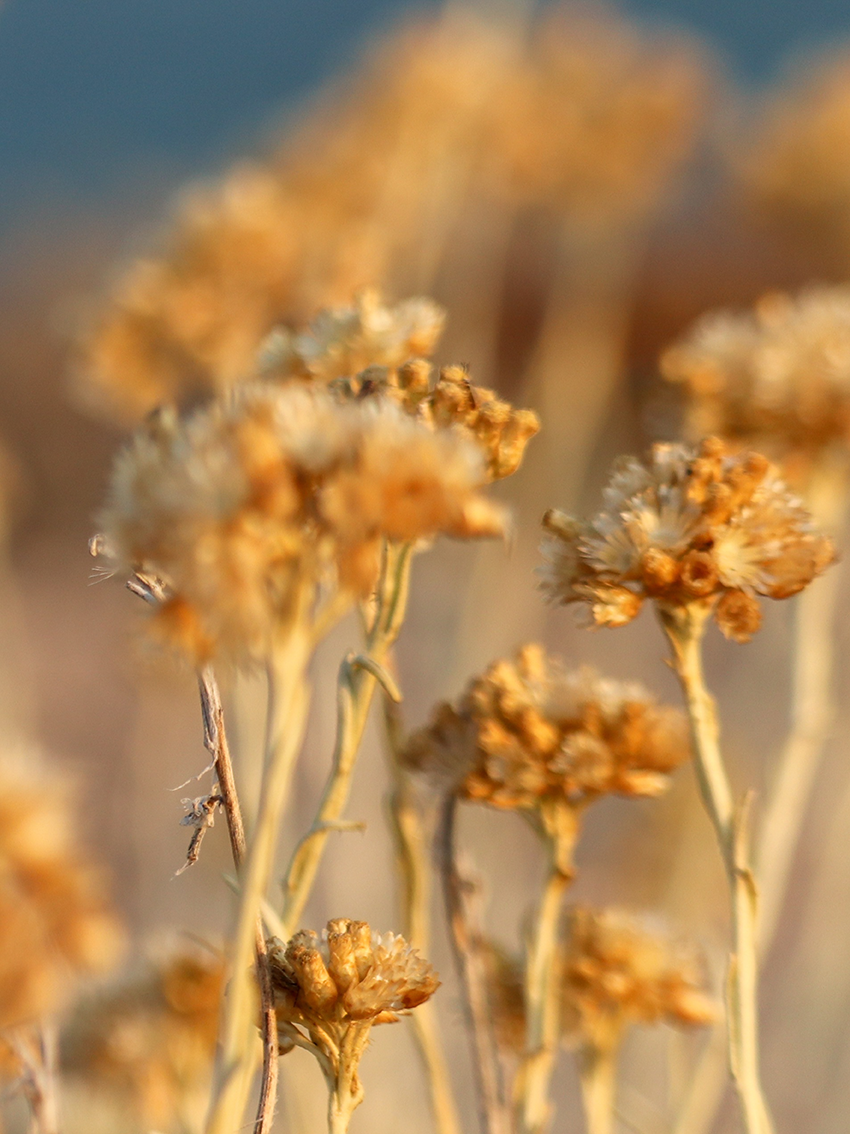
(578, 1046, 617, 1134)
(280, 543, 413, 938)
(205, 627, 312, 1134)
(517, 802, 578, 1134)
(660, 603, 773, 1134)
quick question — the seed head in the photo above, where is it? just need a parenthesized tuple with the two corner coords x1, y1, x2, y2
(562, 906, 717, 1055)
(260, 289, 445, 384)
(61, 948, 224, 1128)
(540, 438, 835, 641)
(403, 644, 688, 807)
(662, 287, 850, 468)
(95, 385, 506, 664)
(268, 920, 438, 1086)
(0, 752, 123, 1033)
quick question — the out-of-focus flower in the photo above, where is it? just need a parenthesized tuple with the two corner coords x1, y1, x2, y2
(661, 287, 850, 471)
(742, 50, 850, 248)
(496, 8, 707, 222)
(259, 289, 445, 384)
(562, 906, 716, 1055)
(268, 920, 438, 1124)
(403, 644, 688, 807)
(61, 948, 224, 1133)
(540, 438, 835, 641)
(0, 752, 123, 1035)
(94, 385, 506, 664)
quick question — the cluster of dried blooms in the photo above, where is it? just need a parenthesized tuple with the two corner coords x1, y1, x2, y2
(662, 287, 850, 469)
(95, 385, 508, 663)
(259, 289, 445, 384)
(561, 906, 717, 1055)
(0, 753, 123, 1035)
(741, 49, 850, 247)
(540, 437, 835, 641)
(61, 949, 224, 1131)
(268, 919, 438, 1119)
(78, 7, 706, 425)
(403, 644, 689, 807)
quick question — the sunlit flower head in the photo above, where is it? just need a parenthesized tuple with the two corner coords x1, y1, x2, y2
(540, 438, 835, 642)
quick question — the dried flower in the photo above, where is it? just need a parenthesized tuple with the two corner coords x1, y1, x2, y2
(661, 287, 850, 468)
(268, 920, 438, 1124)
(403, 644, 688, 807)
(0, 752, 123, 1034)
(495, 8, 706, 220)
(61, 948, 224, 1131)
(741, 50, 850, 249)
(562, 906, 716, 1055)
(95, 384, 506, 664)
(259, 289, 445, 383)
(540, 437, 835, 641)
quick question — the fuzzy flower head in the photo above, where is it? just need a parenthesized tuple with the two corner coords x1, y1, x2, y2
(403, 644, 688, 810)
(95, 384, 506, 664)
(562, 906, 716, 1055)
(259, 289, 445, 384)
(0, 752, 123, 1035)
(661, 287, 850, 470)
(540, 437, 835, 642)
(61, 948, 224, 1130)
(268, 920, 438, 1098)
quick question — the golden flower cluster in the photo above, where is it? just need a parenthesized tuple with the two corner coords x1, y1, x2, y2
(661, 287, 850, 467)
(0, 754, 123, 1034)
(335, 361, 540, 482)
(259, 289, 445, 384)
(61, 949, 224, 1131)
(403, 644, 688, 808)
(79, 8, 706, 424)
(497, 8, 706, 221)
(540, 437, 835, 642)
(562, 906, 716, 1055)
(268, 919, 438, 1103)
(95, 385, 506, 663)
(741, 50, 850, 247)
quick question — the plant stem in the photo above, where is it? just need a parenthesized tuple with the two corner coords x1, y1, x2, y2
(517, 802, 578, 1134)
(205, 627, 312, 1134)
(659, 603, 773, 1134)
(439, 797, 512, 1134)
(197, 667, 279, 1134)
(280, 541, 413, 938)
(578, 1046, 617, 1134)
(384, 699, 462, 1134)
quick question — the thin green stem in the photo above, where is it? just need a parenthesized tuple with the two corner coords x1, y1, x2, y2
(517, 802, 578, 1134)
(659, 603, 773, 1134)
(205, 627, 312, 1134)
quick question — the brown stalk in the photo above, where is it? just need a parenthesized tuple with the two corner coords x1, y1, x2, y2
(198, 666, 279, 1134)
(439, 796, 513, 1134)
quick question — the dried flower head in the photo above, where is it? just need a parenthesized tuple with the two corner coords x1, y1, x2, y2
(95, 385, 506, 664)
(259, 289, 445, 383)
(741, 50, 850, 248)
(496, 9, 706, 220)
(540, 438, 835, 642)
(61, 948, 224, 1130)
(403, 644, 688, 808)
(661, 287, 850, 468)
(268, 920, 438, 1118)
(562, 906, 716, 1055)
(336, 361, 540, 482)
(0, 752, 123, 1034)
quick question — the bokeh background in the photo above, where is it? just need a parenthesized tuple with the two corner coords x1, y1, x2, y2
(4, 1, 850, 1131)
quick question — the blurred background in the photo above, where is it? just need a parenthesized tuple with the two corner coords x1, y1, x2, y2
(4, 0, 850, 1131)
